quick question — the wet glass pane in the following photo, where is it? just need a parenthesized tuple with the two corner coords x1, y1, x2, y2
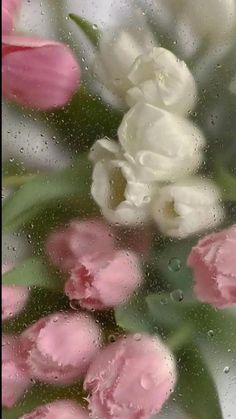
(2, 1, 236, 418)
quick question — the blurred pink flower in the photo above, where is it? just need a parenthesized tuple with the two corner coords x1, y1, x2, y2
(46, 219, 114, 272)
(2, 35, 80, 110)
(2, 0, 21, 35)
(2, 334, 31, 407)
(188, 224, 236, 308)
(65, 250, 142, 310)
(19, 400, 89, 419)
(20, 312, 102, 385)
(2, 285, 29, 320)
(84, 334, 176, 419)
(2, 263, 29, 321)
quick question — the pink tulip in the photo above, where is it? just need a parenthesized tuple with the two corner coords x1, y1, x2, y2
(188, 224, 236, 308)
(65, 250, 142, 310)
(2, 0, 21, 35)
(46, 219, 114, 272)
(20, 312, 102, 385)
(19, 400, 90, 419)
(84, 334, 176, 419)
(2, 334, 31, 407)
(2, 263, 29, 320)
(2, 35, 80, 110)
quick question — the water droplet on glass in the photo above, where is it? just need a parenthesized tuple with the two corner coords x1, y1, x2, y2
(168, 257, 181, 272)
(207, 330, 214, 338)
(134, 333, 142, 341)
(69, 300, 80, 310)
(92, 24, 98, 30)
(170, 289, 184, 302)
(140, 373, 152, 390)
(108, 334, 116, 343)
(223, 366, 230, 374)
(160, 297, 168, 305)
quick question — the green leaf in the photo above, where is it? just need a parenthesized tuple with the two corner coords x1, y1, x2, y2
(43, 88, 123, 154)
(151, 238, 196, 292)
(115, 295, 153, 334)
(215, 163, 236, 201)
(146, 293, 184, 328)
(69, 13, 100, 46)
(2, 257, 62, 291)
(2, 155, 92, 232)
(175, 345, 223, 419)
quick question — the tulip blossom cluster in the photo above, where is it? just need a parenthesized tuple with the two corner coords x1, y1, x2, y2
(90, 31, 224, 238)
(2, 1, 80, 110)
(3, 324, 176, 419)
(46, 218, 142, 311)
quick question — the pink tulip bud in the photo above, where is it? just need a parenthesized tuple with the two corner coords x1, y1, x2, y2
(2, 0, 21, 35)
(2, 263, 29, 320)
(46, 219, 114, 272)
(65, 250, 142, 311)
(20, 312, 102, 385)
(19, 400, 90, 419)
(188, 224, 236, 308)
(2, 35, 80, 110)
(2, 334, 31, 407)
(2, 285, 29, 320)
(84, 334, 176, 419)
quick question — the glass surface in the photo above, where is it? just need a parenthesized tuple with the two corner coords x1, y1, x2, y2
(2, 1, 236, 418)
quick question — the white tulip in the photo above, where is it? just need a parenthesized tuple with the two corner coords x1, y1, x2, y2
(118, 103, 205, 183)
(93, 10, 155, 98)
(151, 178, 224, 238)
(180, 0, 236, 42)
(89, 138, 154, 225)
(126, 47, 197, 114)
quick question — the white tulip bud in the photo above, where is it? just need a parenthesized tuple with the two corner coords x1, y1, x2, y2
(126, 47, 197, 115)
(118, 103, 205, 183)
(93, 10, 155, 98)
(89, 139, 153, 225)
(151, 178, 224, 238)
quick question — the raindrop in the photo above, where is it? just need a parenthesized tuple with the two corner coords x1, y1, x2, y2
(69, 300, 80, 310)
(108, 334, 116, 343)
(207, 330, 214, 338)
(92, 24, 98, 30)
(170, 289, 184, 302)
(223, 366, 230, 374)
(133, 333, 142, 341)
(168, 257, 181, 272)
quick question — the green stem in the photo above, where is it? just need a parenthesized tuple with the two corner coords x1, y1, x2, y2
(3, 174, 36, 188)
(167, 323, 193, 352)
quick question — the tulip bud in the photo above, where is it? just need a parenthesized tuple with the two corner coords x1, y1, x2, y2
(84, 334, 176, 418)
(89, 138, 153, 225)
(118, 103, 205, 183)
(93, 10, 155, 98)
(188, 224, 236, 308)
(152, 178, 224, 238)
(65, 250, 142, 310)
(46, 218, 114, 272)
(126, 47, 197, 115)
(2, 263, 29, 321)
(2, 36, 80, 110)
(19, 400, 89, 419)
(2, 334, 31, 407)
(20, 312, 102, 385)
